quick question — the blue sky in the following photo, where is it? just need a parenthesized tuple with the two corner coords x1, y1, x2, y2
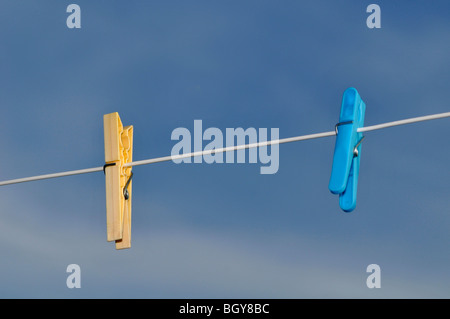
(0, 1, 449, 298)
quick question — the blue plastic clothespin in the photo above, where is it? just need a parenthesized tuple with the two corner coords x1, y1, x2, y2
(329, 88, 366, 212)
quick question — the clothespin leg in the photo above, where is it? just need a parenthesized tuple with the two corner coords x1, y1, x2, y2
(116, 182, 131, 249)
(339, 155, 359, 212)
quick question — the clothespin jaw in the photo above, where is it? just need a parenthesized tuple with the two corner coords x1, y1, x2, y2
(103, 112, 133, 249)
(329, 88, 366, 212)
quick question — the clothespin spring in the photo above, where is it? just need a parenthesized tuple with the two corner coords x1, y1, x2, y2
(103, 162, 116, 174)
(353, 136, 365, 157)
(334, 121, 365, 157)
(123, 172, 133, 200)
(335, 121, 354, 134)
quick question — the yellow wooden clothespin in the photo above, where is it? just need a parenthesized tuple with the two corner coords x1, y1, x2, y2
(103, 112, 133, 250)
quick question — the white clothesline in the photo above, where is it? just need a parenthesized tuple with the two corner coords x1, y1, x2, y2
(0, 111, 449, 187)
